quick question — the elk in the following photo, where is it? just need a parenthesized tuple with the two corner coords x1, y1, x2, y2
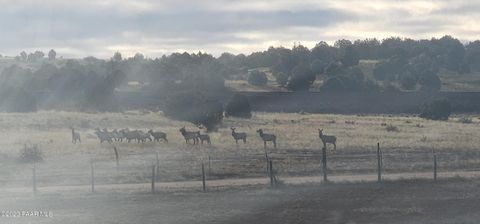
(120, 129, 138, 143)
(318, 129, 336, 150)
(112, 129, 124, 142)
(179, 127, 198, 144)
(137, 130, 152, 143)
(257, 129, 276, 149)
(94, 128, 112, 143)
(71, 128, 81, 144)
(196, 131, 211, 144)
(231, 127, 247, 144)
(148, 130, 168, 142)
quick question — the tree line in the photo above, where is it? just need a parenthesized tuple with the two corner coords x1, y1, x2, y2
(0, 35, 478, 128)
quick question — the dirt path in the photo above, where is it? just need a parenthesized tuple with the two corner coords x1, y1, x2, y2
(2, 170, 479, 196)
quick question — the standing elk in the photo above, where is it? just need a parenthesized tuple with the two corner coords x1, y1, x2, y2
(231, 127, 247, 144)
(71, 128, 81, 144)
(196, 131, 211, 145)
(148, 130, 168, 142)
(179, 127, 198, 144)
(318, 129, 336, 150)
(94, 128, 112, 143)
(257, 129, 276, 149)
(120, 129, 138, 143)
(137, 130, 152, 143)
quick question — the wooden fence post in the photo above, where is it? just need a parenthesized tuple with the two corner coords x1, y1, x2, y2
(91, 160, 95, 193)
(269, 160, 274, 188)
(151, 165, 156, 193)
(32, 163, 37, 195)
(265, 151, 269, 175)
(322, 147, 327, 183)
(433, 153, 437, 182)
(156, 152, 160, 175)
(377, 143, 382, 183)
(114, 147, 119, 171)
(202, 163, 206, 192)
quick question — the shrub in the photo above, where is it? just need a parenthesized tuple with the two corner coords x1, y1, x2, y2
(273, 72, 289, 87)
(386, 124, 399, 132)
(225, 93, 252, 118)
(419, 98, 451, 121)
(286, 63, 316, 91)
(164, 91, 223, 131)
(458, 117, 473, 124)
(247, 70, 268, 86)
(19, 144, 43, 163)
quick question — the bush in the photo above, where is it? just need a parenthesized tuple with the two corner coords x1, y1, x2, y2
(273, 72, 289, 87)
(320, 67, 380, 92)
(458, 117, 473, 124)
(399, 71, 417, 90)
(225, 93, 252, 118)
(247, 70, 268, 86)
(286, 63, 316, 91)
(386, 124, 399, 132)
(164, 91, 223, 131)
(419, 99, 451, 121)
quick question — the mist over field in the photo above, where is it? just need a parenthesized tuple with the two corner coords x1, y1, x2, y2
(1, 1, 480, 224)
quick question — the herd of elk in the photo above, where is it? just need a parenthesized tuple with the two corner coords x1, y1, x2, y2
(73, 126, 339, 151)
(92, 128, 166, 144)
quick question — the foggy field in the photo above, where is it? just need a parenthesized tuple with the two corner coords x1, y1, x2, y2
(0, 110, 480, 190)
(1, 111, 480, 223)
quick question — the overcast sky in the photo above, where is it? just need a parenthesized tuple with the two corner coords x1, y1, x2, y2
(0, 0, 479, 58)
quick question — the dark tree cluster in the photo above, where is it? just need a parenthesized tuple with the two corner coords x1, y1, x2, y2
(164, 91, 223, 131)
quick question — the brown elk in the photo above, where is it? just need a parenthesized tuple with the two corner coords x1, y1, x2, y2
(148, 130, 168, 142)
(179, 127, 198, 144)
(231, 127, 247, 144)
(196, 131, 211, 144)
(71, 128, 81, 144)
(257, 129, 276, 149)
(318, 129, 336, 150)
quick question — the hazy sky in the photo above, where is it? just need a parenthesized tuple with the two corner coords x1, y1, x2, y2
(1, 0, 479, 58)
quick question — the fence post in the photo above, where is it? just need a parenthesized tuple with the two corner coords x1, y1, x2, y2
(114, 147, 119, 171)
(202, 163, 206, 192)
(156, 152, 160, 175)
(151, 165, 156, 193)
(377, 143, 382, 183)
(433, 153, 437, 182)
(91, 160, 95, 193)
(269, 160, 274, 188)
(265, 151, 269, 175)
(32, 162, 37, 195)
(322, 147, 327, 183)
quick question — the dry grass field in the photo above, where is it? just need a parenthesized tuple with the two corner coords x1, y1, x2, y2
(0, 111, 480, 223)
(0, 110, 479, 189)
